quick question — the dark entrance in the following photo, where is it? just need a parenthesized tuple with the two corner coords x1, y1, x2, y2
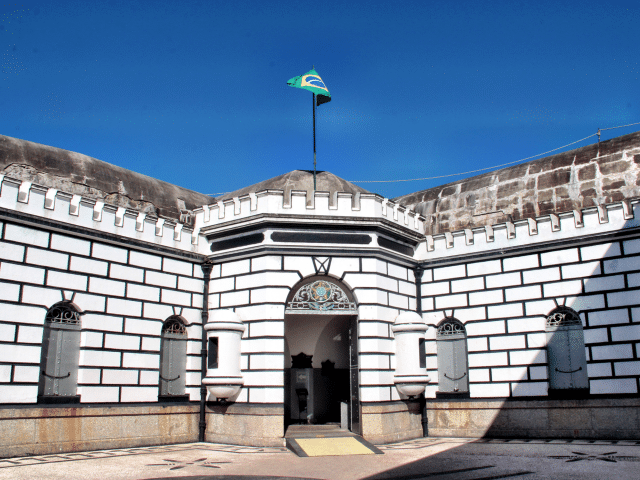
(284, 277, 360, 434)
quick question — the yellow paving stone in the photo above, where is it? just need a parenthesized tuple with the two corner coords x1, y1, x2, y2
(295, 437, 376, 456)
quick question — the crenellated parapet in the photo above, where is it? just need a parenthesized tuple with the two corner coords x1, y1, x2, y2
(192, 188, 427, 234)
(0, 175, 207, 254)
(418, 198, 640, 259)
(189, 182, 640, 262)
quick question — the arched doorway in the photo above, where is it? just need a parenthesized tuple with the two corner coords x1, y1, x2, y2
(284, 276, 360, 434)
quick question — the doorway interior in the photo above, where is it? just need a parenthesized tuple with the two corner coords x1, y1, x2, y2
(284, 313, 359, 433)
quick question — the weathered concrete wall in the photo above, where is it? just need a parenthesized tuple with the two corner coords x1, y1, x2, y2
(395, 131, 640, 235)
(0, 135, 215, 221)
(427, 398, 640, 439)
(0, 404, 199, 458)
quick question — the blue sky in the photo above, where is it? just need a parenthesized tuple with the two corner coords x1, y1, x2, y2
(1, 1, 639, 199)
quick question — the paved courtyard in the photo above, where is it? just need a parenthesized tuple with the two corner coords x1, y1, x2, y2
(1, 437, 639, 480)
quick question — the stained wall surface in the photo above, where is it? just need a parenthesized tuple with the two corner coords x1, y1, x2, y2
(395, 132, 640, 235)
(0, 135, 215, 222)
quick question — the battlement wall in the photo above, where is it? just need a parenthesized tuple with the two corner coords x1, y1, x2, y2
(418, 199, 640, 259)
(0, 175, 206, 255)
(194, 188, 426, 234)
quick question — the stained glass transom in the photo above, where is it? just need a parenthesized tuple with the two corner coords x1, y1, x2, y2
(45, 303, 80, 325)
(286, 280, 357, 314)
(546, 307, 582, 327)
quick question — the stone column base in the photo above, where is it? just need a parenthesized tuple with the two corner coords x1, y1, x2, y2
(205, 403, 284, 447)
(362, 401, 423, 444)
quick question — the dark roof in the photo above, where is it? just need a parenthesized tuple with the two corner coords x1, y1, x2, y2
(216, 170, 370, 202)
(0, 135, 215, 221)
(393, 131, 640, 235)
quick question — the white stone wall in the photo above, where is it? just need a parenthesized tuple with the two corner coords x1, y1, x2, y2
(209, 255, 417, 404)
(3, 171, 639, 409)
(0, 220, 204, 404)
(421, 237, 640, 398)
(345, 258, 415, 404)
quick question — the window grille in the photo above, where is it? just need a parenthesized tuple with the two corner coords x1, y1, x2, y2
(436, 318, 466, 336)
(45, 303, 80, 325)
(545, 307, 589, 392)
(159, 316, 187, 397)
(162, 316, 187, 336)
(546, 306, 582, 327)
(285, 279, 357, 314)
(436, 318, 469, 394)
(39, 303, 81, 401)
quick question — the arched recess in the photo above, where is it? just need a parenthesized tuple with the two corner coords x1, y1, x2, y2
(284, 275, 360, 434)
(38, 301, 82, 403)
(159, 315, 189, 401)
(435, 317, 469, 396)
(545, 306, 589, 396)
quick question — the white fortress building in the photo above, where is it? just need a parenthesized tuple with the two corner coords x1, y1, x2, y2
(1, 131, 639, 456)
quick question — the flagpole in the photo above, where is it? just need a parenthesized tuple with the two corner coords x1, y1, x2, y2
(313, 93, 317, 191)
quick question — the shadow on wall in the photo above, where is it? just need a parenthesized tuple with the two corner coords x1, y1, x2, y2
(419, 225, 640, 441)
(357, 229, 640, 479)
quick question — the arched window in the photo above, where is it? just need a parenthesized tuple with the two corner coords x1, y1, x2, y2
(159, 316, 188, 400)
(546, 307, 589, 394)
(38, 302, 81, 402)
(436, 318, 469, 395)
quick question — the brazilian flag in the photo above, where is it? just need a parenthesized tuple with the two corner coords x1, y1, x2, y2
(287, 68, 331, 105)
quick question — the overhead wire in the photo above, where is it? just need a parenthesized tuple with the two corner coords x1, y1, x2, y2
(206, 121, 640, 195)
(599, 121, 640, 132)
(349, 122, 640, 184)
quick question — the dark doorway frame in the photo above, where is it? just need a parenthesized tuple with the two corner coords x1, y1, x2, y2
(284, 275, 361, 435)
